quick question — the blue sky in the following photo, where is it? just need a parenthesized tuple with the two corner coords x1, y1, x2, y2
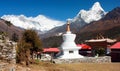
(0, 0, 120, 21)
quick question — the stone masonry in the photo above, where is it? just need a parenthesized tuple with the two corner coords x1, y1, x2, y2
(0, 35, 16, 71)
(53, 56, 111, 64)
(0, 35, 16, 63)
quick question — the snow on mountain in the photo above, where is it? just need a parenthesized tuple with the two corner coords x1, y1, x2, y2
(1, 2, 106, 36)
(72, 2, 106, 23)
(1, 15, 65, 33)
(40, 2, 107, 38)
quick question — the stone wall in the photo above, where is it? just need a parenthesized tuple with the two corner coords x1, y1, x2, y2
(53, 56, 111, 64)
(0, 63, 16, 71)
(0, 35, 16, 64)
(0, 63, 8, 71)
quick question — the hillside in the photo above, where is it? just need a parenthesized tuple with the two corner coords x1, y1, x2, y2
(0, 19, 23, 40)
(42, 7, 120, 47)
(41, 2, 106, 38)
(76, 7, 120, 43)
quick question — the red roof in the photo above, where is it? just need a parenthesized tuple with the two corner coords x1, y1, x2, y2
(77, 44, 91, 49)
(43, 48, 60, 52)
(110, 42, 120, 49)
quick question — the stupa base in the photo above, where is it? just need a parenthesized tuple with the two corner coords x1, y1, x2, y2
(57, 54, 84, 59)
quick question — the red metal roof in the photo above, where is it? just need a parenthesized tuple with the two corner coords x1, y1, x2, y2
(110, 42, 120, 49)
(43, 48, 60, 52)
(77, 44, 91, 49)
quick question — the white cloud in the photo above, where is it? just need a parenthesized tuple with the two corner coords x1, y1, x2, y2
(1, 14, 65, 32)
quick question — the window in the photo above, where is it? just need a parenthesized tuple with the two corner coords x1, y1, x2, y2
(69, 51, 73, 53)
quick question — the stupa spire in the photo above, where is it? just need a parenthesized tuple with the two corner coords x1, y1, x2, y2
(57, 20, 83, 59)
(66, 21, 70, 32)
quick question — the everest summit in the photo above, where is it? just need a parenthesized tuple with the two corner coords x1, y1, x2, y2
(1, 2, 106, 35)
(1, 15, 65, 33)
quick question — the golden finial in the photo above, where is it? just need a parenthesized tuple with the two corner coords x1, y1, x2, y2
(66, 21, 70, 32)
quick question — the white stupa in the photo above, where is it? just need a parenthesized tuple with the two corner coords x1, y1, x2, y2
(57, 21, 83, 59)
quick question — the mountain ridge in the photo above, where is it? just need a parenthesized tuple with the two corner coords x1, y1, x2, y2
(41, 2, 106, 38)
(0, 19, 23, 40)
(1, 2, 105, 36)
(72, 2, 106, 23)
(42, 7, 120, 47)
(1, 15, 65, 33)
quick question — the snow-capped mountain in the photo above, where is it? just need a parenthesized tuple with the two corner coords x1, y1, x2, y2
(41, 2, 107, 38)
(1, 2, 106, 36)
(43, 7, 120, 47)
(72, 2, 106, 23)
(1, 15, 65, 33)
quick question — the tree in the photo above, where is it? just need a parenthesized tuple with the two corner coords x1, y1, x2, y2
(17, 29, 43, 66)
(22, 29, 43, 53)
(11, 32, 19, 42)
(5, 21, 12, 35)
(16, 40, 31, 66)
(5, 21, 12, 27)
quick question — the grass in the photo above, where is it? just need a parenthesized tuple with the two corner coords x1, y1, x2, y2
(16, 62, 120, 71)
(57, 63, 120, 71)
